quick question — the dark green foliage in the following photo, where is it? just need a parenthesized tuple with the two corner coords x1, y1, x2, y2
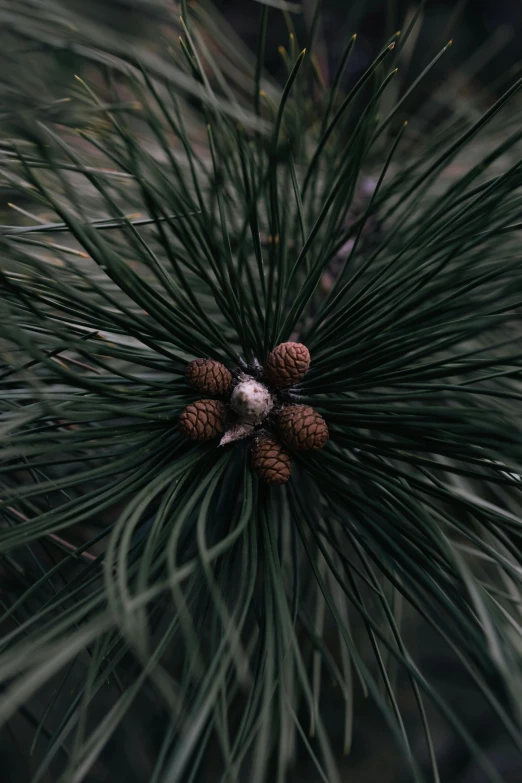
(1, 2, 522, 781)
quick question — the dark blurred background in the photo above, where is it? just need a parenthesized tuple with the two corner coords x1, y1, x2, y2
(214, 0, 522, 94)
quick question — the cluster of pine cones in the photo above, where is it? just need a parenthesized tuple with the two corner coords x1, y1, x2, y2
(178, 342, 328, 485)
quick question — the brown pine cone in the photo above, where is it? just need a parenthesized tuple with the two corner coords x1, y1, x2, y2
(179, 399, 227, 441)
(264, 342, 311, 389)
(186, 358, 232, 396)
(277, 405, 328, 451)
(251, 437, 292, 485)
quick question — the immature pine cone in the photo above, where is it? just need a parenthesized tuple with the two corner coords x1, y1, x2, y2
(179, 399, 227, 441)
(230, 377, 273, 424)
(186, 358, 232, 396)
(251, 437, 292, 485)
(264, 342, 310, 389)
(277, 405, 329, 451)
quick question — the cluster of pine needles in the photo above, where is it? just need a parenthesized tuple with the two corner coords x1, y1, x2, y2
(2, 1, 522, 781)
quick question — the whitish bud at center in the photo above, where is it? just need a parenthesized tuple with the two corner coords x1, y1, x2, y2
(230, 377, 273, 425)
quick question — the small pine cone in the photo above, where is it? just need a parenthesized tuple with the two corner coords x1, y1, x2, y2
(186, 358, 232, 396)
(264, 342, 310, 389)
(251, 437, 292, 485)
(179, 399, 227, 441)
(277, 405, 328, 451)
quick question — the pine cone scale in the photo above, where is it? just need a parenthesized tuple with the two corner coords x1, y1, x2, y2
(179, 399, 227, 440)
(251, 437, 292, 485)
(264, 342, 311, 389)
(186, 358, 232, 396)
(277, 405, 328, 451)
